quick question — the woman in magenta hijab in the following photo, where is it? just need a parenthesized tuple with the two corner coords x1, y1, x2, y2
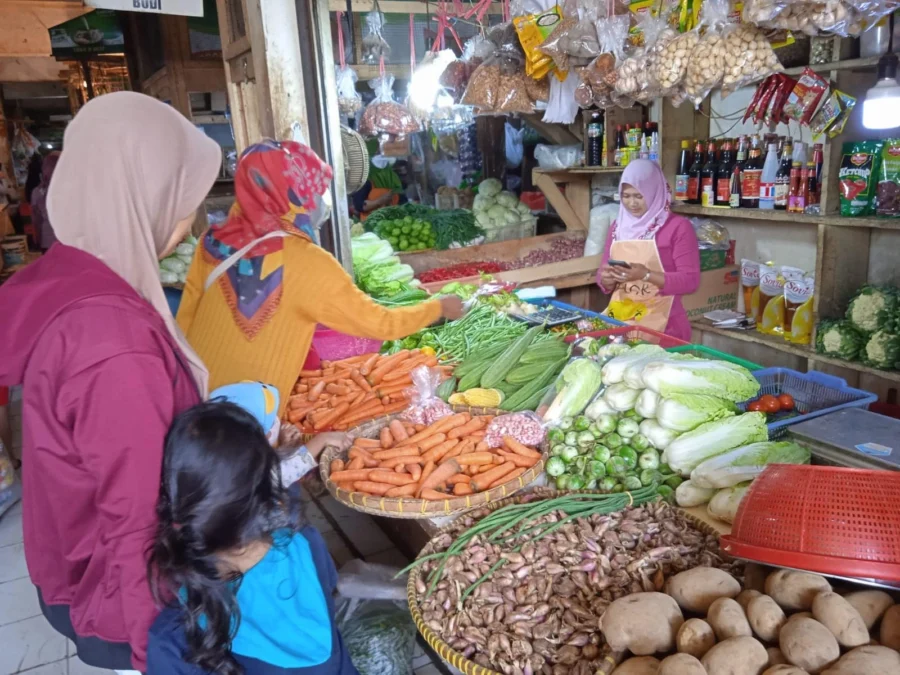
(597, 159, 700, 342)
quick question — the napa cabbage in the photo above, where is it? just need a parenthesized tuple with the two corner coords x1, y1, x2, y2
(543, 358, 604, 424)
(601, 344, 665, 385)
(664, 412, 769, 476)
(655, 393, 737, 432)
(690, 441, 811, 489)
(602, 383, 641, 412)
(639, 419, 679, 451)
(642, 359, 761, 402)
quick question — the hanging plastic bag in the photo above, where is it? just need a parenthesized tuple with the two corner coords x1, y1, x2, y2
(462, 22, 534, 115)
(683, 0, 730, 107)
(513, 5, 565, 80)
(335, 65, 362, 116)
(650, 23, 699, 95)
(359, 74, 420, 138)
(577, 14, 629, 108)
(403, 365, 453, 425)
(505, 123, 525, 168)
(535, 143, 583, 169)
(585, 202, 619, 256)
(335, 560, 415, 675)
(742, 0, 865, 36)
(540, 0, 604, 73)
(542, 73, 580, 123)
(719, 23, 783, 94)
(361, 8, 390, 64)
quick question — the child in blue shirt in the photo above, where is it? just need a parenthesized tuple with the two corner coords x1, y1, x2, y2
(146, 389, 358, 675)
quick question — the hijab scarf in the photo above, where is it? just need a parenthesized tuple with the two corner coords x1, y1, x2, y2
(613, 159, 672, 242)
(48, 92, 221, 395)
(203, 139, 333, 341)
(366, 139, 403, 192)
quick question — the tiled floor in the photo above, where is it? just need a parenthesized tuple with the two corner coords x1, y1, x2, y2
(0, 395, 447, 675)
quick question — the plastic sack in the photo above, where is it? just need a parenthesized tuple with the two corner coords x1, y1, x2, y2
(692, 218, 731, 250)
(542, 73, 580, 123)
(484, 412, 546, 448)
(513, 5, 565, 80)
(585, 203, 618, 256)
(541, 0, 604, 72)
(505, 122, 525, 168)
(462, 28, 535, 115)
(361, 9, 390, 64)
(335, 594, 415, 675)
(359, 74, 420, 138)
(684, 0, 730, 106)
(336, 65, 362, 115)
(403, 365, 453, 425)
(534, 143, 583, 169)
(650, 26, 698, 95)
(742, 0, 868, 36)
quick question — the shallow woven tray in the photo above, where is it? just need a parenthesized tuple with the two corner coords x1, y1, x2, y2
(318, 409, 547, 519)
(406, 489, 727, 675)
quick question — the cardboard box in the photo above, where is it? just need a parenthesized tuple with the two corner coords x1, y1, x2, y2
(682, 265, 740, 319)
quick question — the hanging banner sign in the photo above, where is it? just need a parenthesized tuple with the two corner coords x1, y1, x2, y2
(85, 0, 204, 17)
(49, 10, 126, 59)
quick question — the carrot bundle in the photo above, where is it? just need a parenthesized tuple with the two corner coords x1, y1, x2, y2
(325, 413, 543, 501)
(287, 350, 446, 433)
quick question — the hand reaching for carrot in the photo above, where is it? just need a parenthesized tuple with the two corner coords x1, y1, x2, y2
(306, 432, 352, 459)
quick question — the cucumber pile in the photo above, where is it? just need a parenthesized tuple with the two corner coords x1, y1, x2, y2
(444, 327, 570, 411)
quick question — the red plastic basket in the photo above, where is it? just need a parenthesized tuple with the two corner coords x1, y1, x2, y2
(563, 326, 689, 348)
(721, 465, 900, 581)
(312, 327, 382, 361)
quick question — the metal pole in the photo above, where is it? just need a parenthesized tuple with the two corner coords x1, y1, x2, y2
(82, 59, 95, 100)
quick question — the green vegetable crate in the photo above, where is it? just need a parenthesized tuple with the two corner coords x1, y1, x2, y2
(666, 345, 762, 371)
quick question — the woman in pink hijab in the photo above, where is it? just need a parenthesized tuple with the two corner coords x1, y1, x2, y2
(597, 159, 700, 341)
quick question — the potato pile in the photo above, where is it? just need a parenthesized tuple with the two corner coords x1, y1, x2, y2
(605, 566, 900, 674)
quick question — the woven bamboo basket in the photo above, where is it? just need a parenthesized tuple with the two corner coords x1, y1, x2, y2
(406, 489, 729, 675)
(318, 408, 547, 519)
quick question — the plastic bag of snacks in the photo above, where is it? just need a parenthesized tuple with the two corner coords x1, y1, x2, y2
(782, 67, 829, 124)
(335, 65, 362, 116)
(877, 139, 900, 218)
(719, 22, 783, 94)
(742, 0, 875, 36)
(359, 74, 420, 138)
(539, 0, 604, 73)
(484, 412, 546, 448)
(684, 0, 730, 107)
(577, 14, 629, 108)
(622, 16, 678, 103)
(809, 88, 856, 138)
(403, 365, 453, 425)
(513, 5, 565, 80)
(463, 23, 534, 114)
(650, 26, 698, 94)
(361, 9, 390, 64)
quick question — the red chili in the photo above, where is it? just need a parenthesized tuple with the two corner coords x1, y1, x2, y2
(419, 262, 507, 283)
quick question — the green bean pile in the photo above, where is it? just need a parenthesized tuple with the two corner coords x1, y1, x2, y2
(403, 488, 660, 600)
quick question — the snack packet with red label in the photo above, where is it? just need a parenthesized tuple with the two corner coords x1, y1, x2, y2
(783, 67, 828, 125)
(763, 73, 796, 127)
(743, 74, 775, 124)
(839, 140, 884, 217)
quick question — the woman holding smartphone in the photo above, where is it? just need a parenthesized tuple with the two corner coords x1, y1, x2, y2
(597, 159, 700, 342)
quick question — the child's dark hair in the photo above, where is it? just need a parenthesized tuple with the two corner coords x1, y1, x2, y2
(148, 401, 290, 675)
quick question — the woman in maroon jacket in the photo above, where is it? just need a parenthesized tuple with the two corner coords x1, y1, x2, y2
(0, 92, 221, 673)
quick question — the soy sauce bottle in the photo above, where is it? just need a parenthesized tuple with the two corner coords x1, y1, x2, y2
(686, 140, 705, 205)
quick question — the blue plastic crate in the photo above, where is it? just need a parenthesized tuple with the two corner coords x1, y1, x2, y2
(525, 299, 624, 325)
(739, 368, 878, 438)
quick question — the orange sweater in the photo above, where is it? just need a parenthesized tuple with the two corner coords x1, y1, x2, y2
(177, 236, 441, 413)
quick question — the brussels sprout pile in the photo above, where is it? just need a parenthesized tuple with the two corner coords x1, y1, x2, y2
(544, 412, 683, 500)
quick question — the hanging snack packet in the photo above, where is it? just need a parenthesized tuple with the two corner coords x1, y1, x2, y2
(540, 0, 603, 74)
(361, 9, 390, 64)
(741, 258, 762, 319)
(808, 88, 842, 137)
(876, 139, 900, 218)
(784, 273, 815, 345)
(763, 73, 796, 127)
(827, 90, 857, 137)
(651, 26, 697, 94)
(839, 140, 884, 217)
(513, 5, 565, 80)
(783, 67, 829, 125)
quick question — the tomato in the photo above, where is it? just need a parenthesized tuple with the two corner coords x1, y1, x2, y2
(747, 400, 764, 413)
(777, 393, 795, 411)
(759, 394, 781, 414)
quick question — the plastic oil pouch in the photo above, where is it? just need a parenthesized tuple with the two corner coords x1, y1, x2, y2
(741, 258, 762, 319)
(758, 265, 803, 336)
(784, 272, 815, 344)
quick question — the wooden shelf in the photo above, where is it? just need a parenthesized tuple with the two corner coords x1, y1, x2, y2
(671, 204, 900, 230)
(350, 63, 411, 80)
(783, 56, 882, 77)
(534, 166, 625, 175)
(691, 320, 900, 384)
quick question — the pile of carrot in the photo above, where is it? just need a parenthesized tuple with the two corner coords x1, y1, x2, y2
(286, 349, 451, 432)
(327, 412, 543, 500)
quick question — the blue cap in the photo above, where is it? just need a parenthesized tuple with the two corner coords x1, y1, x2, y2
(210, 382, 281, 442)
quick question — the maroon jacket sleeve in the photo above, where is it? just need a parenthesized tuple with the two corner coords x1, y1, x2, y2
(660, 215, 701, 297)
(67, 353, 175, 672)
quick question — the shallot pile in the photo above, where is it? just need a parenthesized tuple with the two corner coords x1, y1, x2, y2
(410, 494, 741, 675)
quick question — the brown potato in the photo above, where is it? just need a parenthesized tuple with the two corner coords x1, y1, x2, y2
(765, 571, 832, 611)
(779, 617, 840, 674)
(611, 656, 661, 675)
(811, 591, 869, 648)
(602, 592, 684, 655)
(678, 618, 717, 659)
(842, 590, 893, 630)
(748, 595, 787, 643)
(786, 612, 813, 623)
(880, 604, 900, 650)
(766, 647, 788, 666)
(701, 636, 769, 675)
(763, 667, 809, 675)
(821, 645, 900, 675)
(659, 653, 706, 675)
(709, 597, 753, 640)
(666, 567, 742, 613)
(738, 589, 763, 611)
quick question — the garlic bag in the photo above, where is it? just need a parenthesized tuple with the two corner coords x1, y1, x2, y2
(684, 0, 730, 107)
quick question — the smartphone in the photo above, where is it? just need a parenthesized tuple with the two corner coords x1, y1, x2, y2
(608, 259, 632, 268)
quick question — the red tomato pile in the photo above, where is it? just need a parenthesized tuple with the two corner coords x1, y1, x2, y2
(747, 393, 795, 415)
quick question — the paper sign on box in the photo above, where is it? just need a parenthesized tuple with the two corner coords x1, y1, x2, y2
(682, 265, 740, 319)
